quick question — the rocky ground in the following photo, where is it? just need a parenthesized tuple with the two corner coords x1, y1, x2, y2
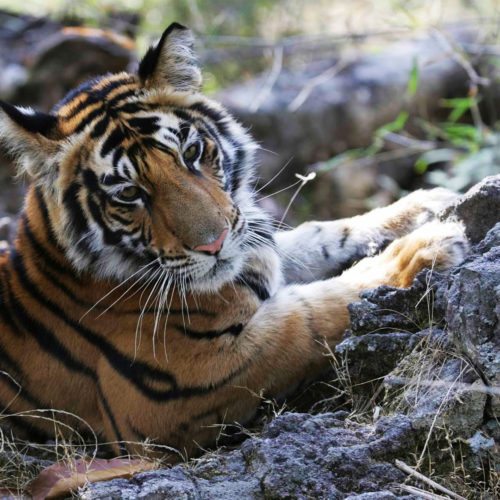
(82, 179, 499, 499)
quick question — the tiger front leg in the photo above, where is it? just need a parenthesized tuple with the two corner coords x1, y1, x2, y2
(241, 221, 468, 399)
(275, 187, 458, 284)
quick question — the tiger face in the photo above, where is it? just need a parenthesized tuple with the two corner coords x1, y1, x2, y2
(0, 23, 273, 292)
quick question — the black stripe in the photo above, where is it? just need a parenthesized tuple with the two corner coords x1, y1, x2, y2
(8, 250, 177, 399)
(235, 270, 270, 301)
(179, 323, 244, 340)
(63, 181, 89, 237)
(22, 214, 77, 281)
(56, 76, 130, 118)
(128, 116, 160, 135)
(0, 270, 23, 338)
(0, 359, 48, 410)
(340, 227, 349, 248)
(90, 115, 110, 138)
(2, 412, 54, 442)
(101, 124, 128, 158)
(127, 417, 149, 442)
(187, 102, 232, 137)
(96, 381, 125, 446)
(0, 342, 22, 376)
(34, 187, 59, 247)
(74, 107, 104, 134)
(5, 265, 95, 378)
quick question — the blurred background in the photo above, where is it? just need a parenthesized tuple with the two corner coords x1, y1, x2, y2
(0, 0, 500, 241)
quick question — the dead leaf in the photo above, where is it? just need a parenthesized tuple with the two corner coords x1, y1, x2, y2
(29, 458, 156, 500)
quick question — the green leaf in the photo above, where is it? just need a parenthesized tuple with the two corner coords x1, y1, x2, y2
(414, 148, 457, 174)
(442, 123, 480, 148)
(315, 148, 366, 172)
(440, 97, 479, 123)
(376, 111, 409, 136)
(407, 57, 419, 97)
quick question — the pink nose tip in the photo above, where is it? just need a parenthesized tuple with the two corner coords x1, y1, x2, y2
(194, 228, 228, 255)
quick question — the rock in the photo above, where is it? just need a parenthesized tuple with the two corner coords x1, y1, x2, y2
(217, 27, 489, 220)
(343, 493, 401, 500)
(87, 412, 416, 499)
(346, 271, 448, 336)
(335, 331, 427, 386)
(387, 356, 487, 437)
(0, 216, 16, 244)
(446, 223, 500, 418)
(442, 174, 500, 243)
(15, 29, 136, 111)
(467, 430, 495, 456)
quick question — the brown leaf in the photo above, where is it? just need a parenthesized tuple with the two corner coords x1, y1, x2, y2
(29, 458, 156, 500)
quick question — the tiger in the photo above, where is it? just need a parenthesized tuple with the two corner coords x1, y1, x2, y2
(0, 23, 467, 459)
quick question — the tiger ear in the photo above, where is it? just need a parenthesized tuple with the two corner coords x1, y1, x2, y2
(0, 100, 61, 179)
(138, 23, 202, 92)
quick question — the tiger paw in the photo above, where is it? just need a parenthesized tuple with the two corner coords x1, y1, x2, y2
(386, 187, 459, 232)
(382, 220, 469, 288)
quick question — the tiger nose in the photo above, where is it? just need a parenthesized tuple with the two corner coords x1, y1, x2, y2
(194, 228, 228, 255)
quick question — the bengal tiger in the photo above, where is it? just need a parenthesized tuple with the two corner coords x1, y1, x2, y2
(0, 23, 467, 459)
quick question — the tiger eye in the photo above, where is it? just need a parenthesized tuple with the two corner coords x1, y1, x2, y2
(183, 144, 198, 162)
(119, 186, 139, 200)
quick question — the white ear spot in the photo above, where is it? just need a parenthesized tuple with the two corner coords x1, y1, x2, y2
(16, 106, 36, 116)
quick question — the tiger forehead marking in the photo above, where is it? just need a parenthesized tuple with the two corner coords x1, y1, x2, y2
(56, 73, 141, 134)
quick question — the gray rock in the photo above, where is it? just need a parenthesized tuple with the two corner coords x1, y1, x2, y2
(347, 271, 448, 336)
(443, 174, 500, 243)
(467, 430, 495, 455)
(395, 358, 486, 437)
(343, 493, 399, 500)
(218, 28, 479, 192)
(335, 331, 427, 385)
(335, 270, 449, 386)
(87, 412, 415, 499)
(0, 215, 16, 244)
(446, 223, 500, 417)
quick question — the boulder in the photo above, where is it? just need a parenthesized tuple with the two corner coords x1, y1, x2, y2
(442, 174, 500, 243)
(446, 223, 500, 418)
(86, 412, 417, 499)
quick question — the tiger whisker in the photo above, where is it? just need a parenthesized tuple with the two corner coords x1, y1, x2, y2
(94, 266, 156, 319)
(80, 260, 158, 321)
(151, 272, 172, 360)
(253, 157, 293, 194)
(256, 179, 302, 202)
(134, 268, 164, 357)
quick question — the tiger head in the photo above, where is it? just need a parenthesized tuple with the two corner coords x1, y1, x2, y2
(0, 23, 274, 292)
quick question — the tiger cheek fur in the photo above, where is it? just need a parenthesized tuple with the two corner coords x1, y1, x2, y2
(0, 23, 468, 458)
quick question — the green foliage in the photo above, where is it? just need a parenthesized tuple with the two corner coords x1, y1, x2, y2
(319, 56, 499, 193)
(407, 56, 419, 97)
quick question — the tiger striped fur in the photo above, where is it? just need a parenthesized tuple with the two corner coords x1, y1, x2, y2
(0, 23, 468, 459)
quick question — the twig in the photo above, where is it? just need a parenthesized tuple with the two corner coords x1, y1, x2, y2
(200, 28, 412, 48)
(398, 484, 452, 500)
(288, 57, 353, 111)
(385, 376, 495, 395)
(395, 459, 467, 500)
(431, 28, 488, 133)
(249, 46, 283, 112)
(382, 131, 436, 151)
